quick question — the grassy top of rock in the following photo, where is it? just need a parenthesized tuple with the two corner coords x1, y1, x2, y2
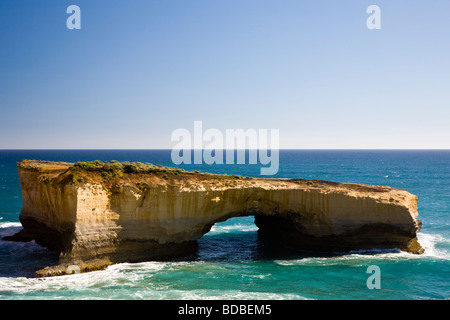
(18, 159, 392, 194)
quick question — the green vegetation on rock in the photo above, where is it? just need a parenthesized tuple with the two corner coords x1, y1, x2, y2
(69, 160, 252, 182)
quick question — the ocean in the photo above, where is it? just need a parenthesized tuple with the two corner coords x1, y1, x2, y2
(0, 150, 449, 300)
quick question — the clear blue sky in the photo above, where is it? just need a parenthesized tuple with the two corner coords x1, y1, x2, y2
(1, 0, 449, 149)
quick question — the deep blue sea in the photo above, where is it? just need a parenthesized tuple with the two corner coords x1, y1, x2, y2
(0, 150, 449, 300)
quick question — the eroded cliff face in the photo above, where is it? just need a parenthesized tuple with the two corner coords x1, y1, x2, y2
(4, 160, 423, 277)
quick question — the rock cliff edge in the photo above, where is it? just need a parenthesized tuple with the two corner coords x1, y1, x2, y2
(4, 160, 423, 277)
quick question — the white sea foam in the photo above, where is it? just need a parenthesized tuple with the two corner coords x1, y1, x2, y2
(417, 232, 450, 260)
(0, 222, 22, 238)
(161, 289, 309, 300)
(0, 222, 21, 228)
(123, 288, 309, 300)
(209, 223, 258, 234)
(273, 232, 450, 267)
(0, 261, 239, 299)
(1, 259, 279, 299)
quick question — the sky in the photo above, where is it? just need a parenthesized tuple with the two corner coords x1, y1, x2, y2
(0, 0, 449, 149)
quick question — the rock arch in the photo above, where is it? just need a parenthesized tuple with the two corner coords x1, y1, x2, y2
(4, 161, 423, 277)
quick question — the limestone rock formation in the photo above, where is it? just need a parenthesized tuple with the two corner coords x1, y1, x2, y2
(3, 160, 424, 277)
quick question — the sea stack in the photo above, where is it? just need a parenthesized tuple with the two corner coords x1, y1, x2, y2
(3, 160, 424, 277)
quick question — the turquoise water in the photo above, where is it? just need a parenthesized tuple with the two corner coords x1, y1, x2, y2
(0, 150, 449, 300)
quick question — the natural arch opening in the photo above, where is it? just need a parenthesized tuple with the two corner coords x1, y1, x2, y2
(195, 216, 259, 261)
(191, 215, 317, 262)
